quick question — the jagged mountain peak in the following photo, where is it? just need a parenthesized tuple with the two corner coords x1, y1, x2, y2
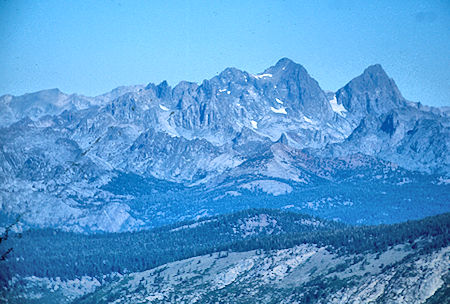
(336, 63, 405, 117)
(157, 80, 170, 88)
(347, 64, 399, 92)
(1, 58, 449, 236)
(21, 88, 65, 100)
(263, 57, 308, 77)
(172, 80, 199, 96)
(363, 63, 386, 76)
(257, 58, 333, 120)
(155, 80, 171, 99)
(275, 57, 296, 65)
(212, 67, 249, 86)
(359, 64, 402, 93)
(219, 66, 244, 76)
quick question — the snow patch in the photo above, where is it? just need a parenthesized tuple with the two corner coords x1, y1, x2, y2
(270, 107, 287, 115)
(251, 120, 258, 129)
(159, 104, 169, 111)
(253, 73, 273, 79)
(303, 116, 313, 123)
(275, 98, 284, 104)
(329, 95, 347, 117)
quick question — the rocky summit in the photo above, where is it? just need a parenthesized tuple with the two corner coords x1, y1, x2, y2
(0, 58, 449, 233)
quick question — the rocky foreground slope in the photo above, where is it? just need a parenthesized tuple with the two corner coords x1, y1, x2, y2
(77, 243, 449, 304)
(2, 210, 448, 304)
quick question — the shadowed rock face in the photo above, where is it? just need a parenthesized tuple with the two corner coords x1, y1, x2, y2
(336, 64, 406, 120)
(380, 113, 397, 135)
(262, 58, 333, 120)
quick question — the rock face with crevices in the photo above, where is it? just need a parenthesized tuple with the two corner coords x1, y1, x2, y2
(0, 58, 449, 232)
(74, 238, 450, 304)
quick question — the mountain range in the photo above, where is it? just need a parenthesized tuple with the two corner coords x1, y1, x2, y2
(0, 58, 449, 232)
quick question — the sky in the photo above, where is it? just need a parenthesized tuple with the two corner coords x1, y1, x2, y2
(0, 0, 449, 107)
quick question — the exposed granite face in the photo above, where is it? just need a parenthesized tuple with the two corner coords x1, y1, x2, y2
(0, 58, 449, 232)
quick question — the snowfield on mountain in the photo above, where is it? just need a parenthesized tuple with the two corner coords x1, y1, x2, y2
(1, 58, 449, 233)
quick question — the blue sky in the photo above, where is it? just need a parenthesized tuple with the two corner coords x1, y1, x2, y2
(0, 0, 449, 106)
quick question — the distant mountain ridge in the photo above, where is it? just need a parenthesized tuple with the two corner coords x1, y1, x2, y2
(0, 58, 449, 232)
(0, 85, 144, 127)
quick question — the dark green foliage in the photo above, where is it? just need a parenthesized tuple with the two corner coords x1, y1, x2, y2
(0, 209, 338, 283)
(1, 210, 449, 286)
(226, 212, 450, 255)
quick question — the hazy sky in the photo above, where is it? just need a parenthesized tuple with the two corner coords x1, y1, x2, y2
(0, 0, 449, 106)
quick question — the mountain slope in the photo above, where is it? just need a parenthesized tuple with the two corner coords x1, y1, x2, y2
(75, 212, 450, 304)
(76, 243, 449, 304)
(0, 58, 449, 233)
(0, 85, 144, 127)
(2, 211, 449, 304)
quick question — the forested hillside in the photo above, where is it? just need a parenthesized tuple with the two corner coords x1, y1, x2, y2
(0, 209, 342, 281)
(1, 210, 448, 287)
